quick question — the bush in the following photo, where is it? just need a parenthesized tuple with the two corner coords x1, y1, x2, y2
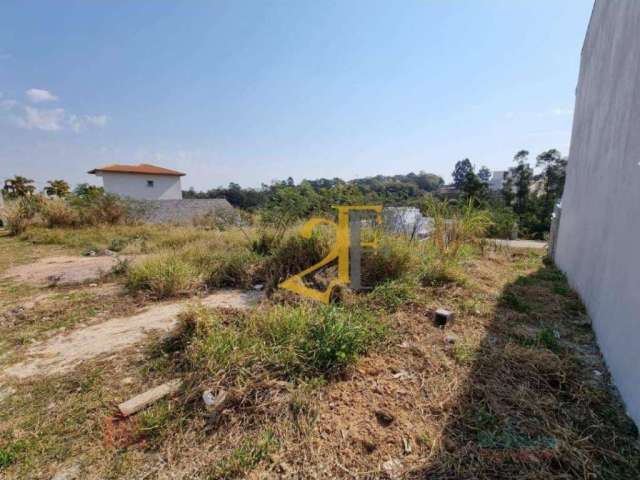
(262, 232, 331, 292)
(40, 198, 80, 227)
(360, 235, 412, 286)
(487, 206, 518, 239)
(1, 200, 30, 235)
(126, 253, 199, 298)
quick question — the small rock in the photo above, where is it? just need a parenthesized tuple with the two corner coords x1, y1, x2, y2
(382, 458, 402, 479)
(103, 249, 116, 256)
(121, 376, 134, 385)
(253, 284, 264, 291)
(375, 409, 395, 427)
(593, 370, 603, 377)
(392, 370, 412, 380)
(444, 333, 459, 344)
(89, 283, 98, 288)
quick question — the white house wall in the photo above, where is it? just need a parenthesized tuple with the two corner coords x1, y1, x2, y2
(555, 0, 640, 425)
(100, 173, 182, 200)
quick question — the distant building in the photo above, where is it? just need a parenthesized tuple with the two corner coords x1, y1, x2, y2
(489, 171, 507, 192)
(435, 184, 459, 198)
(88, 163, 185, 200)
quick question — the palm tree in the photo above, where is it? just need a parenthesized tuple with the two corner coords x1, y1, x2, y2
(3, 175, 35, 198)
(44, 179, 71, 197)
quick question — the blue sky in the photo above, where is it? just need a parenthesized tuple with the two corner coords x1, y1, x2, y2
(0, 0, 593, 191)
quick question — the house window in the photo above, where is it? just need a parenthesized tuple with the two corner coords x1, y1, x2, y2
(147, 180, 154, 188)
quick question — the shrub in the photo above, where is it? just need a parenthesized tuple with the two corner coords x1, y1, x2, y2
(421, 197, 492, 260)
(0, 199, 32, 235)
(40, 198, 80, 227)
(262, 232, 330, 292)
(360, 235, 412, 286)
(126, 253, 199, 298)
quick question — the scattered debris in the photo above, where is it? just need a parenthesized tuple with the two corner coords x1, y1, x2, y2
(382, 458, 402, 479)
(444, 333, 459, 344)
(402, 438, 412, 454)
(391, 370, 413, 380)
(118, 379, 182, 417)
(202, 388, 228, 413)
(433, 308, 454, 327)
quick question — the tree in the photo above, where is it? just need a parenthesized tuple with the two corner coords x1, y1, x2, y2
(74, 183, 104, 199)
(452, 159, 474, 189)
(461, 170, 487, 201)
(3, 175, 35, 198)
(44, 179, 70, 197)
(478, 166, 491, 184)
(536, 149, 568, 223)
(510, 151, 533, 215)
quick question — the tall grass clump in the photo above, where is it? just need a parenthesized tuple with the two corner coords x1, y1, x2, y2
(126, 234, 262, 297)
(360, 233, 413, 286)
(0, 198, 33, 235)
(178, 303, 386, 383)
(419, 197, 492, 286)
(262, 230, 331, 292)
(126, 253, 199, 298)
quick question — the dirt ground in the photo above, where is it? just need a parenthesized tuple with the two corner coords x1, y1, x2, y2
(1, 255, 122, 286)
(0, 233, 638, 480)
(3, 289, 261, 379)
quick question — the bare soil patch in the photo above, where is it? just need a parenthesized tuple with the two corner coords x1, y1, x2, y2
(3, 289, 261, 379)
(1, 255, 122, 286)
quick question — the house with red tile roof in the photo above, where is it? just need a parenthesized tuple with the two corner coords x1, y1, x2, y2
(88, 163, 185, 200)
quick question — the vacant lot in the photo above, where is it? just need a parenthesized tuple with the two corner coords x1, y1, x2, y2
(0, 225, 638, 479)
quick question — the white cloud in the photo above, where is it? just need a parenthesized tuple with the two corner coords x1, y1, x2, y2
(68, 114, 108, 132)
(26, 88, 59, 103)
(18, 106, 66, 131)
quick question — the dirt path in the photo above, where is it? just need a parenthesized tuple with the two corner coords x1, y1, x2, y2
(1, 255, 123, 286)
(3, 290, 261, 379)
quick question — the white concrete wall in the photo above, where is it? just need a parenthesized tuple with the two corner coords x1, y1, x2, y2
(98, 172, 182, 200)
(555, 0, 640, 425)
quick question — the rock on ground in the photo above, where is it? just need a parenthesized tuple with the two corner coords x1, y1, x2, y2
(2, 290, 261, 379)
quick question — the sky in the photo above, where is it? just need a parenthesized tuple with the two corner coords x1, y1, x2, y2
(0, 0, 594, 191)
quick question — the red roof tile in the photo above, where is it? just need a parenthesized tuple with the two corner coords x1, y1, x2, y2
(88, 163, 185, 176)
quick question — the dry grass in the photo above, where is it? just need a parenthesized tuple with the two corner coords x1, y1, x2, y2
(0, 223, 638, 479)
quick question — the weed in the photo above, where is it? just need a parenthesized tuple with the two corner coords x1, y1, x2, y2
(126, 253, 199, 298)
(138, 401, 172, 440)
(368, 279, 415, 312)
(453, 342, 476, 365)
(0, 440, 28, 470)
(502, 291, 531, 313)
(207, 430, 277, 479)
